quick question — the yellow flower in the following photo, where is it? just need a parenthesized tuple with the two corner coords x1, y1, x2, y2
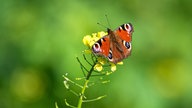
(97, 57, 106, 65)
(110, 63, 117, 72)
(92, 33, 97, 38)
(97, 31, 107, 38)
(94, 63, 103, 71)
(82, 35, 92, 47)
(117, 61, 123, 65)
(82, 31, 107, 48)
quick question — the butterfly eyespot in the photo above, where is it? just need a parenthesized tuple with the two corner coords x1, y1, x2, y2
(123, 41, 131, 49)
(118, 27, 122, 32)
(92, 43, 101, 53)
(125, 24, 129, 30)
(108, 50, 113, 60)
(127, 23, 133, 33)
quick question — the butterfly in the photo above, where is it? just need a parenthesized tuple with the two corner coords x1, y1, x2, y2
(92, 23, 133, 64)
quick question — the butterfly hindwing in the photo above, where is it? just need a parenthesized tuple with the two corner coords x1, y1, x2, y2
(109, 23, 133, 63)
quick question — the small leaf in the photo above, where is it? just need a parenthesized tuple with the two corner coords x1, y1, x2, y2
(65, 99, 77, 108)
(83, 95, 107, 102)
(55, 102, 59, 108)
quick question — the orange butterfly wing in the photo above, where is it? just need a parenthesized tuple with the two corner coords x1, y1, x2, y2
(92, 23, 133, 63)
(92, 36, 110, 57)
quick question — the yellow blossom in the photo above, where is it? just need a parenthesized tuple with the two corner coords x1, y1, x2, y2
(97, 57, 106, 65)
(97, 31, 107, 38)
(82, 35, 92, 47)
(82, 31, 107, 48)
(89, 39, 96, 47)
(94, 63, 103, 71)
(110, 63, 117, 72)
(92, 33, 97, 38)
(117, 61, 123, 65)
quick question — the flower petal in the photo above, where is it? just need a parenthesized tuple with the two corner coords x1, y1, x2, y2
(117, 61, 123, 65)
(83, 35, 92, 46)
(94, 63, 103, 71)
(97, 57, 106, 65)
(89, 40, 96, 47)
(92, 33, 97, 38)
(110, 63, 117, 72)
(97, 31, 107, 38)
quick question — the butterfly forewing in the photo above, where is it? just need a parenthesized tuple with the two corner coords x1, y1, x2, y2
(115, 23, 133, 42)
(92, 36, 110, 57)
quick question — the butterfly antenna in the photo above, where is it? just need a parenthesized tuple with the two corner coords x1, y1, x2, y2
(97, 22, 108, 29)
(105, 14, 111, 28)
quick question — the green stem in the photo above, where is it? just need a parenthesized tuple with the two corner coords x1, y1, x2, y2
(77, 62, 96, 108)
(77, 80, 89, 108)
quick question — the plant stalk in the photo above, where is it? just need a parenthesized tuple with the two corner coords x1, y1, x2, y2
(77, 62, 96, 108)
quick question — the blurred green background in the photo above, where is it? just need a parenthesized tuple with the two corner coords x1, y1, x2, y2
(1, 0, 192, 108)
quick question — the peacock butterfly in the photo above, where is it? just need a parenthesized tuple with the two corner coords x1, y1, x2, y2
(92, 23, 133, 63)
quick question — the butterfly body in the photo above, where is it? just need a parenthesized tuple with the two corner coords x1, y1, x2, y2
(92, 23, 133, 63)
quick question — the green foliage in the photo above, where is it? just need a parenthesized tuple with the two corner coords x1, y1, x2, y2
(0, 0, 192, 108)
